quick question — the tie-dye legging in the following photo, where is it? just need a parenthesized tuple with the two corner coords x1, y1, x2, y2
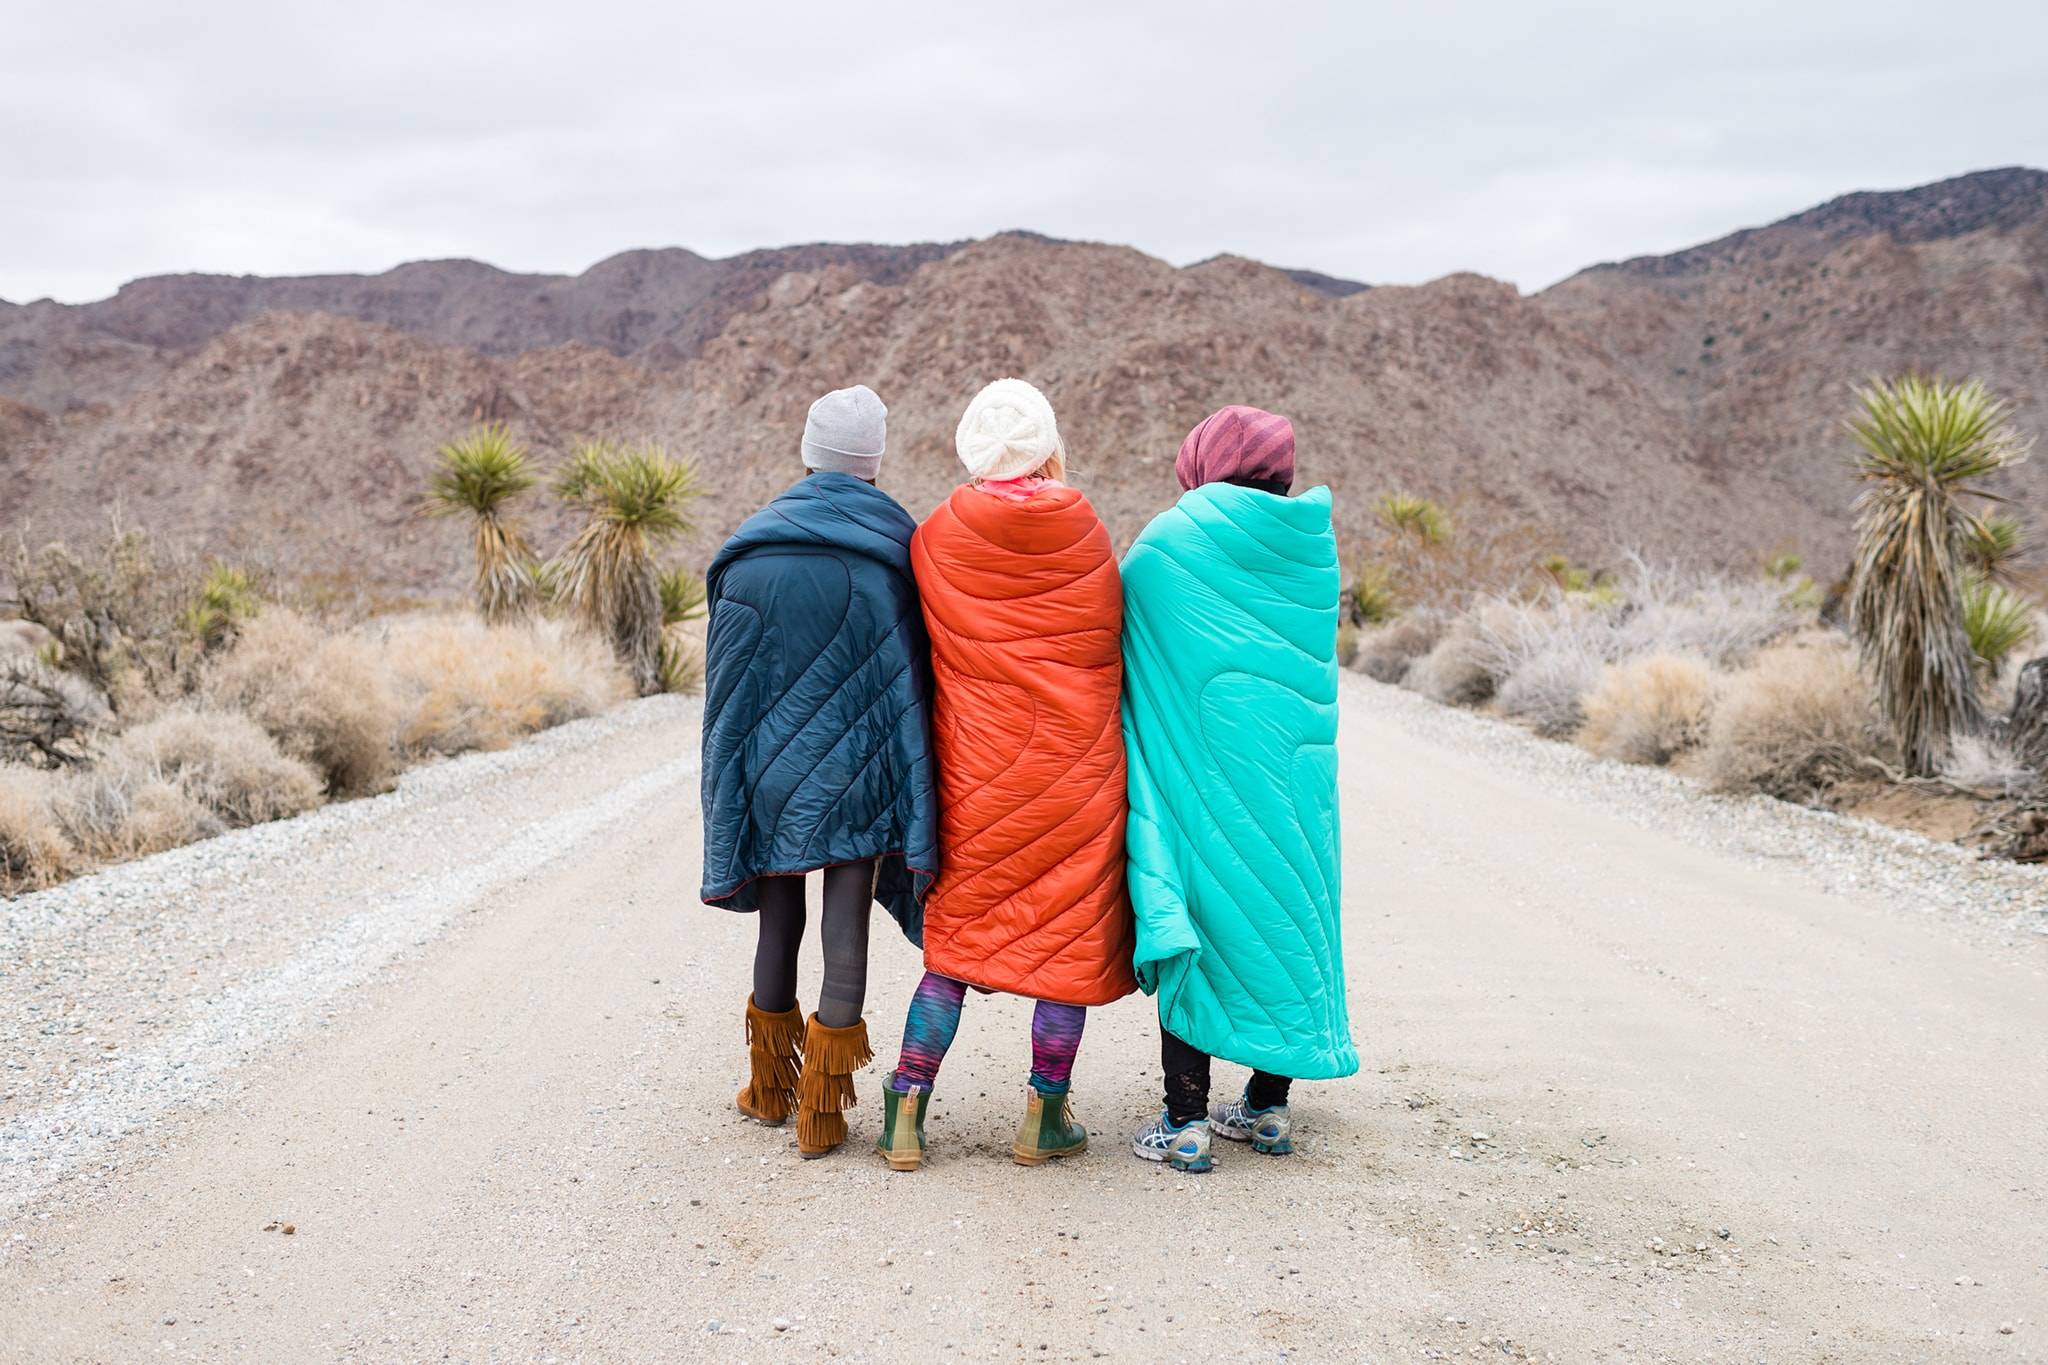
(890, 971, 1087, 1095)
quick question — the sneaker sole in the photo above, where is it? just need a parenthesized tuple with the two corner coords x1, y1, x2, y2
(1131, 1139, 1212, 1172)
(1013, 1136, 1088, 1166)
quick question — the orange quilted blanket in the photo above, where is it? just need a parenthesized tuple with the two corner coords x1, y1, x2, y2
(910, 483, 1136, 1006)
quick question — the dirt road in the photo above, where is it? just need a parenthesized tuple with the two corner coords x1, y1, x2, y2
(4, 679, 2046, 1362)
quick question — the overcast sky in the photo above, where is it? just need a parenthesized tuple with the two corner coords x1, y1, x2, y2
(6, 1, 2047, 304)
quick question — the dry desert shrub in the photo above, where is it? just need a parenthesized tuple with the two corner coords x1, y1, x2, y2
(1939, 733, 2036, 795)
(1, 656, 112, 767)
(102, 708, 324, 827)
(1577, 653, 1716, 766)
(1700, 636, 1893, 800)
(376, 614, 628, 756)
(203, 610, 397, 796)
(1355, 613, 1446, 683)
(0, 765, 73, 891)
(1609, 560, 1800, 667)
(1485, 601, 1613, 737)
(57, 764, 220, 860)
(1404, 602, 1528, 705)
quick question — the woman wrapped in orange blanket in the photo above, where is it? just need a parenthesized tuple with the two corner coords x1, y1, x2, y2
(875, 378, 1136, 1173)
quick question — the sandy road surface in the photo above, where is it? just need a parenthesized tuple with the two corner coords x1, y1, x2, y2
(3, 678, 2046, 1363)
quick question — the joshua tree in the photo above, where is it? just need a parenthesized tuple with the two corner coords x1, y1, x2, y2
(551, 440, 702, 695)
(425, 424, 540, 623)
(1846, 375, 2030, 773)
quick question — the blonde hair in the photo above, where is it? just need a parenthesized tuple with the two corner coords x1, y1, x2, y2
(971, 448, 1068, 484)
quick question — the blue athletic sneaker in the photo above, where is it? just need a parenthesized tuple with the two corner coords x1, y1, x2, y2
(1210, 1090, 1293, 1155)
(1131, 1111, 1213, 1172)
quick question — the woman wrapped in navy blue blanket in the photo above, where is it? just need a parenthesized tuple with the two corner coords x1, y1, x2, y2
(699, 385, 938, 1159)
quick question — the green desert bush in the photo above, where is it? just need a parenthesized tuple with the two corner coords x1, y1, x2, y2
(1375, 493, 1450, 545)
(377, 614, 628, 756)
(1355, 613, 1446, 683)
(1700, 636, 1893, 800)
(0, 765, 72, 892)
(203, 609, 398, 797)
(1344, 561, 1400, 626)
(181, 564, 261, 651)
(1576, 653, 1716, 766)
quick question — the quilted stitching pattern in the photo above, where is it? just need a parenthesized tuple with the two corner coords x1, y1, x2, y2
(1120, 484, 1357, 1080)
(913, 484, 1137, 1007)
(699, 474, 938, 942)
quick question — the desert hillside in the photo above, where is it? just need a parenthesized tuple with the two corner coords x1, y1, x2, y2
(2, 168, 2043, 593)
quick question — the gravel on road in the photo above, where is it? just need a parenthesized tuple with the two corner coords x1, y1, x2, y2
(2, 679, 2043, 1362)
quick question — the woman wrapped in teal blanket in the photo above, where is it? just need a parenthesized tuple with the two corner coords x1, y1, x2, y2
(1119, 405, 1356, 1174)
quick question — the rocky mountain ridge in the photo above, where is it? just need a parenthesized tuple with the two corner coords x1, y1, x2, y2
(2, 168, 2041, 594)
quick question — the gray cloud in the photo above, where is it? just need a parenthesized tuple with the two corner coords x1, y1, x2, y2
(5, 0, 2046, 302)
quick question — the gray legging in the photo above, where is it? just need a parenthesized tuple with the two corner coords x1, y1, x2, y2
(751, 861, 874, 1028)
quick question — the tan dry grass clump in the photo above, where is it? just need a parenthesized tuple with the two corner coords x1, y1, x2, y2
(57, 765, 220, 861)
(103, 708, 324, 826)
(1577, 653, 1716, 766)
(378, 614, 629, 757)
(204, 610, 397, 796)
(1700, 635, 1893, 800)
(0, 765, 73, 891)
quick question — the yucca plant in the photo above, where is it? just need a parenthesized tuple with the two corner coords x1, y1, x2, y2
(180, 564, 259, 650)
(1961, 574, 2037, 682)
(1762, 552, 1804, 582)
(426, 424, 540, 623)
(1846, 375, 2031, 773)
(550, 440, 703, 695)
(1963, 511, 2026, 579)
(1346, 561, 1400, 626)
(657, 565, 707, 628)
(1375, 493, 1449, 545)
(655, 564, 709, 695)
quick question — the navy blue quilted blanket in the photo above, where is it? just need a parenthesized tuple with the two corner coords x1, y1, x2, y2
(698, 472, 938, 942)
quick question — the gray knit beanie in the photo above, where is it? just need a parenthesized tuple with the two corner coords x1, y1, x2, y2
(801, 384, 887, 480)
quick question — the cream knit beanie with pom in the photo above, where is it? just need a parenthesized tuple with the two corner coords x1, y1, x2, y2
(954, 378, 1064, 482)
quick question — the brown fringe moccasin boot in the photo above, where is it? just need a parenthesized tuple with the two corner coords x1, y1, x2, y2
(736, 996, 805, 1126)
(795, 1015, 872, 1158)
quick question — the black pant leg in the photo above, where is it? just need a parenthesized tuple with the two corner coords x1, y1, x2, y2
(1160, 1027, 1211, 1126)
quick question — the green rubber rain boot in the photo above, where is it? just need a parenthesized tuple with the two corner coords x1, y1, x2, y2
(1012, 1086, 1088, 1166)
(875, 1083, 930, 1172)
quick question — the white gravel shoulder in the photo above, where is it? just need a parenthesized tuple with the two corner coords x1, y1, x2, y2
(2, 696, 704, 1217)
(1343, 671, 2048, 929)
